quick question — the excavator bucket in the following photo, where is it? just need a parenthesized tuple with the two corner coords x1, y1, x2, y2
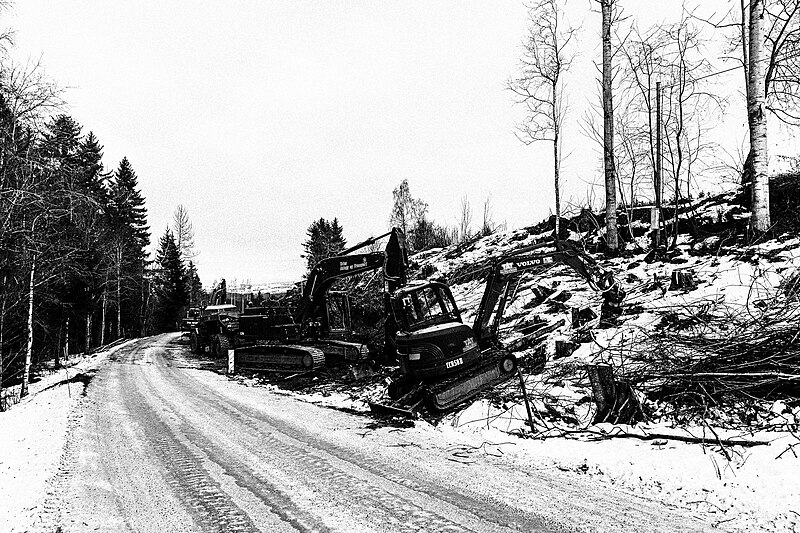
(368, 401, 419, 418)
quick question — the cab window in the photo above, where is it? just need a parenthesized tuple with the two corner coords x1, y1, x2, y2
(399, 286, 458, 329)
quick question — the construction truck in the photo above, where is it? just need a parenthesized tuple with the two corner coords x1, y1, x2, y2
(371, 239, 625, 415)
(190, 279, 241, 357)
(180, 307, 201, 334)
(232, 228, 408, 372)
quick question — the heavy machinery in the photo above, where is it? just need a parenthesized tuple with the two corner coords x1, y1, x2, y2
(373, 238, 625, 414)
(233, 228, 408, 372)
(190, 279, 241, 357)
(180, 307, 201, 334)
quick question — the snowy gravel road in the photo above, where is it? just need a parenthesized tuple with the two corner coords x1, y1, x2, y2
(29, 333, 712, 532)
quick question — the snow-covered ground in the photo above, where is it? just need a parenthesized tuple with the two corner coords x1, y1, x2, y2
(0, 340, 136, 533)
(266, 191, 800, 532)
(3, 191, 800, 532)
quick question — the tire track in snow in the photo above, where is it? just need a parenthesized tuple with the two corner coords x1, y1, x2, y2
(144, 348, 522, 532)
(28, 338, 150, 533)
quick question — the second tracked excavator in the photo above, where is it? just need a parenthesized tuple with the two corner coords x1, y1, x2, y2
(233, 228, 408, 372)
(372, 238, 625, 415)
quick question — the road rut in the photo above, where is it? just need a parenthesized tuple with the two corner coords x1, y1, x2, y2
(30, 334, 712, 532)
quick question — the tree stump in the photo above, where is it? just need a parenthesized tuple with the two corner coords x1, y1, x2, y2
(586, 364, 644, 424)
(554, 340, 579, 360)
(571, 307, 597, 329)
(669, 269, 696, 291)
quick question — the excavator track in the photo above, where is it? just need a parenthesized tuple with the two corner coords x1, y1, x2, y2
(234, 344, 325, 373)
(370, 349, 518, 416)
(426, 349, 517, 411)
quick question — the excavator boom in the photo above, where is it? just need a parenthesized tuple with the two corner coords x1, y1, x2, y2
(473, 239, 624, 344)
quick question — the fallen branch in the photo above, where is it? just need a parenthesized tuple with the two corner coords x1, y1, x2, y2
(548, 427, 774, 447)
(595, 430, 772, 447)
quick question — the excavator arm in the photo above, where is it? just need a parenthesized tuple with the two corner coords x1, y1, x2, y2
(295, 227, 408, 327)
(473, 240, 624, 344)
(209, 278, 227, 306)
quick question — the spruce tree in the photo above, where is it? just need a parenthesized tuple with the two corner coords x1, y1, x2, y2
(77, 132, 110, 204)
(328, 218, 346, 256)
(109, 157, 150, 336)
(153, 229, 187, 332)
(302, 218, 347, 272)
(111, 157, 149, 254)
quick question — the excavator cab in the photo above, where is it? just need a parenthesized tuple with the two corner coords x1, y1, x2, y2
(390, 281, 481, 380)
(321, 290, 352, 339)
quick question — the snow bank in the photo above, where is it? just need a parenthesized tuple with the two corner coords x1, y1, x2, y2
(0, 340, 136, 533)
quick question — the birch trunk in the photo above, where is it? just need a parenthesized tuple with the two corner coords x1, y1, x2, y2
(0, 274, 5, 408)
(116, 247, 122, 339)
(602, 0, 618, 252)
(101, 287, 107, 345)
(85, 311, 92, 353)
(21, 258, 35, 398)
(553, 115, 561, 239)
(748, 0, 770, 232)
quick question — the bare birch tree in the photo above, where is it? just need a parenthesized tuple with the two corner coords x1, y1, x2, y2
(458, 196, 472, 242)
(749, 0, 770, 232)
(508, 0, 577, 240)
(172, 204, 196, 262)
(601, 0, 619, 252)
(695, 0, 800, 232)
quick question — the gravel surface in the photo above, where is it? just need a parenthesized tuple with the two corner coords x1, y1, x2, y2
(23, 333, 712, 532)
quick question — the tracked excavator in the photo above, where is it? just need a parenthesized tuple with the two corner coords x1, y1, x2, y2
(372, 238, 625, 415)
(233, 228, 408, 372)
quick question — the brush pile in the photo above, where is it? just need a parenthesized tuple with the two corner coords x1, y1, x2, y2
(620, 285, 800, 426)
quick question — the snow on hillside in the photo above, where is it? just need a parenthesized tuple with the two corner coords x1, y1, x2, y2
(3, 189, 798, 532)
(284, 189, 800, 531)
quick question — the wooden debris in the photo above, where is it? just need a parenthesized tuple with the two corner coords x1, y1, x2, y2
(586, 364, 645, 424)
(554, 340, 579, 360)
(669, 269, 696, 291)
(571, 307, 597, 329)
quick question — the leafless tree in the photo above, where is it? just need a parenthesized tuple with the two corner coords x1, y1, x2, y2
(693, 0, 800, 232)
(749, 0, 770, 232)
(458, 195, 472, 242)
(600, 0, 619, 252)
(480, 196, 503, 236)
(389, 179, 427, 240)
(658, 20, 723, 245)
(508, 0, 578, 240)
(172, 204, 196, 262)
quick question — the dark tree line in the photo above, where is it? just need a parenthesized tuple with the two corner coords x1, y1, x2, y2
(0, 103, 150, 400)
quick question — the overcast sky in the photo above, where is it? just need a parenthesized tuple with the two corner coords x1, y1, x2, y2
(8, 1, 794, 286)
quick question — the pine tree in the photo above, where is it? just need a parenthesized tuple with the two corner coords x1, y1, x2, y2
(108, 157, 150, 336)
(41, 115, 82, 166)
(186, 261, 204, 307)
(77, 132, 110, 204)
(152, 229, 187, 332)
(328, 218, 346, 256)
(111, 157, 149, 254)
(302, 218, 347, 272)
